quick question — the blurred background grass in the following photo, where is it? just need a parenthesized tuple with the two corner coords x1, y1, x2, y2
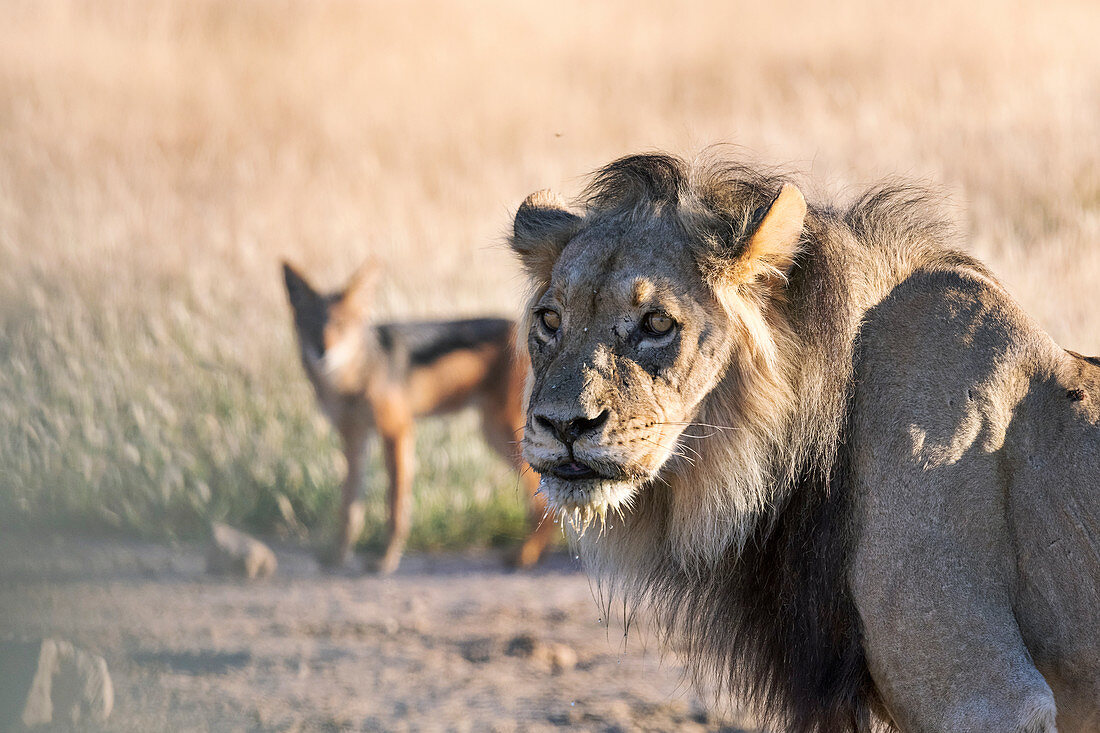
(1, 0, 1098, 550)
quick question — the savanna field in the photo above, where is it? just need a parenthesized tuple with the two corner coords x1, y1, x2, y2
(1, 0, 1099, 553)
(2, 2, 1100, 730)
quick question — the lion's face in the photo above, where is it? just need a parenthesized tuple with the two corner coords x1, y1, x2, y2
(522, 216, 739, 520)
(512, 178, 806, 524)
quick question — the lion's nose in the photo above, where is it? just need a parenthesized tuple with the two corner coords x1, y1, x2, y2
(534, 409, 609, 445)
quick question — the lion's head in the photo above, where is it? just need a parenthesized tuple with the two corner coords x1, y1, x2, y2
(512, 154, 809, 561)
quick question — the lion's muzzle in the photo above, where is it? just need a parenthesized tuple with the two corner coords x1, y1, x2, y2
(522, 407, 652, 523)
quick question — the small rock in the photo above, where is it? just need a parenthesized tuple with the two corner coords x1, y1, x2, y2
(504, 634, 538, 658)
(0, 638, 113, 728)
(545, 643, 578, 673)
(504, 634, 577, 673)
(604, 699, 634, 726)
(459, 638, 495, 664)
(206, 522, 277, 579)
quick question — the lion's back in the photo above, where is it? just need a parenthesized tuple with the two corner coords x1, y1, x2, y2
(846, 263, 1100, 726)
(1006, 348, 1100, 727)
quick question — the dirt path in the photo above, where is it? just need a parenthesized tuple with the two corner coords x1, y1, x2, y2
(0, 531, 756, 732)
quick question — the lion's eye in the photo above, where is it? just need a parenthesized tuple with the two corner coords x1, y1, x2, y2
(538, 309, 561, 334)
(641, 312, 675, 337)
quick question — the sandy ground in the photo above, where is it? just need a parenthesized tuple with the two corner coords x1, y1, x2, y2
(0, 531, 757, 732)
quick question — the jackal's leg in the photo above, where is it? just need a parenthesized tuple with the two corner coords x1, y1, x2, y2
(325, 427, 368, 567)
(376, 426, 414, 575)
(512, 467, 557, 568)
(481, 405, 556, 567)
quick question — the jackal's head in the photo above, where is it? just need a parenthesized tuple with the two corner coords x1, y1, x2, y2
(282, 260, 380, 405)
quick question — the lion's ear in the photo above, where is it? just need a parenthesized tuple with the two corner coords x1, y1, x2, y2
(511, 190, 581, 283)
(731, 183, 806, 286)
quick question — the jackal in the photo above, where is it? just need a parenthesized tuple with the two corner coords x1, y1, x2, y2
(282, 261, 554, 573)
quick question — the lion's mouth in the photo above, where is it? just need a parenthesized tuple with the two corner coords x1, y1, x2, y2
(525, 449, 648, 528)
(533, 457, 644, 532)
(548, 461, 602, 481)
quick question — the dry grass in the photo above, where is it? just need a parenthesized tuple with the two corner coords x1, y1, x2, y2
(1, 0, 1098, 547)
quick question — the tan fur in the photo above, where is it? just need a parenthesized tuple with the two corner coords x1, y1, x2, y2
(511, 152, 1100, 732)
(406, 348, 500, 414)
(719, 182, 806, 287)
(283, 262, 555, 574)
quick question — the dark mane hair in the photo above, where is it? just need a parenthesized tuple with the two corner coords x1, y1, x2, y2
(638, 390, 878, 733)
(582, 151, 688, 211)
(580, 151, 801, 258)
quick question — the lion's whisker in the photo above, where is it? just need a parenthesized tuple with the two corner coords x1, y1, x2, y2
(655, 421, 744, 432)
(640, 436, 697, 467)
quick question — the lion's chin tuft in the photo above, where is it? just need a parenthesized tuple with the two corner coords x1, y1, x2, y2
(539, 475, 638, 535)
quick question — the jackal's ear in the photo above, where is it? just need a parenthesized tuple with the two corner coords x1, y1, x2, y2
(282, 261, 319, 313)
(718, 183, 806, 288)
(511, 190, 581, 283)
(339, 258, 381, 316)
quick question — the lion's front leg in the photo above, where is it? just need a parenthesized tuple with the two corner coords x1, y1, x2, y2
(851, 470, 1057, 732)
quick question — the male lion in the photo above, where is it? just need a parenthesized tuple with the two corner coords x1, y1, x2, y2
(510, 153, 1100, 732)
